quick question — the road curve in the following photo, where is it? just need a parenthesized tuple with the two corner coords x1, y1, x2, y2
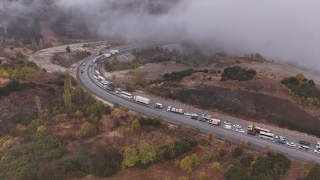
(77, 41, 320, 164)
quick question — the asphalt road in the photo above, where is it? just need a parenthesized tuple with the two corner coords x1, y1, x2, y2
(77, 42, 320, 164)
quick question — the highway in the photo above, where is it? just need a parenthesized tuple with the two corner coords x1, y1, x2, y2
(76, 42, 320, 164)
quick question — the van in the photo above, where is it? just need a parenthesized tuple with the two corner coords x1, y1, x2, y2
(82, 62, 86, 66)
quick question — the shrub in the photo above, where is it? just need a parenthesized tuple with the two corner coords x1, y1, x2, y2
(221, 66, 256, 81)
(232, 147, 243, 158)
(198, 172, 208, 180)
(205, 153, 212, 161)
(224, 162, 246, 180)
(175, 159, 180, 167)
(240, 154, 254, 167)
(190, 154, 199, 167)
(212, 161, 221, 171)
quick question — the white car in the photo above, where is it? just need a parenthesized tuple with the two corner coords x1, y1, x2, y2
(275, 136, 286, 141)
(314, 149, 320, 154)
(286, 141, 296, 147)
(233, 124, 241, 128)
(236, 128, 245, 133)
(224, 125, 231, 130)
(224, 121, 231, 125)
(184, 112, 191, 116)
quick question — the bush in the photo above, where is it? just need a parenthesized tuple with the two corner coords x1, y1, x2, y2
(212, 161, 221, 171)
(221, 66, 256, 81)
(305, 164, 320, 180)
(232, 147, 243, 158)
(205, 153, 212, 161)
(240, 154, 254, 167)
(224, 162, 246, 180)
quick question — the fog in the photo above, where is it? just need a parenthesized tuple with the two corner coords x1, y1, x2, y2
(1, 0, 320, 70)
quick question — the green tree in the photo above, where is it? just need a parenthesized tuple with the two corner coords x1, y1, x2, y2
(224, 162, 246, 180)
(139, 140, 156, 165)
(175, 159, 180, 167)
(131, 118, 140, 133)
(296, 73, 305, 81)
(212, 161, 221, 171)
(190, 154, 199, 167)
(86, 101, 109, 120)
(198, 172, 208, 180)
(122, 145, 139, 169)
(66, 46, 71, 53)
(308, 79, 315, 86)
(303, 98, 313, 106)
(180, 156, 193, 173)
(71, 86, 84, 105)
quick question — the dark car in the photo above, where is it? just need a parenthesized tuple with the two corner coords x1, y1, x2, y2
(247, 131, 256, 136)
(276, 139, 285, 144)
(299, 141, 310, 146)
(191, 115, 198, 120)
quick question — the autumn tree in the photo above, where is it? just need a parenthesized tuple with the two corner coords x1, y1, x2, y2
(180, 156, 192, 173)
(131, 118, 140, 133)
(112, 74, 116, 79)
(139, 140, 156, 165)
(71, 86, 84, 105)
(76, 122, 96, 139)
(198, 172, 208, 180)
(296, 73, 305, 81)
(121, 145, 139, 169)
(212, 162, 221, 171)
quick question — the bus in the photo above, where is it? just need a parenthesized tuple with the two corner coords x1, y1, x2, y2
(259, 132, 274, 140)
(120, 91, 132, 99)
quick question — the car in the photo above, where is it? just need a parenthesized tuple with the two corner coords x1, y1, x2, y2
(233, 124, 241, 128)
(275, 136, 286, 141)
(82, 63, 86, 66)
(276, 139, 285, 144)
(184, 112, 191, 116)
(247, 131, 256, 136)
(191, 114, 198, 120)
(89, 64, 93, 67)
(286, 141, 296, 147)
(314, 149, 320, 154)
(298, 141, 310, 146)
(167, 106, 172, 112)
(299, 145, 309, 151)
(80, 70, 84, 73)
(236, 128, 245, 133)
(224, 125, 231, 130)
(224, 121, 231, 125)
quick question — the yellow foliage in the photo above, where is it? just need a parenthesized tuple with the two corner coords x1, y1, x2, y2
(75, 110, 84, 117)
(37, 125, 46, 131)
(212, 161, 221, 171)
(2, 139, 14, 150)
(178, 176, 189, 180)
(2, 71, 9, 78)
(296, 73, 305, 81)
(16, 124, 26, 131)
(180, 156, 192, 173)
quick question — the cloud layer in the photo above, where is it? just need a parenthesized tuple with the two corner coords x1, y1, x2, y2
(1, 0, 320, 70)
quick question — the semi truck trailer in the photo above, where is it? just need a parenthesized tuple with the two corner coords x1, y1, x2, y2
(133, 96, 150, 105)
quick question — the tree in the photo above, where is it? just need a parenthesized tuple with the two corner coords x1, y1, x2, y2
(37, 125, 46, 131)
(75, 110, 83, 117)
(198, 172, 208, 180)
(180, 156, 192, 173)
(212, 162, 221, 171)
(112, 74, 116, 79)
(139, 140, 156, 165)
(71, 86, 84, 105)
(206, 132, 215, 143)
(224, 162, 246, 180)
(303, 98, 313, 106)
(296, 73, 305, 81)
(308, 79, 316, 86)
(76, 122, 96, 139)
(62, 88, 72, 109)
(122, 145, 139, 169)
(66, 46, 71, 53)
(175, 160, 180, 167)
(190, 154, 199, 167)
(131, 118, 140, 133)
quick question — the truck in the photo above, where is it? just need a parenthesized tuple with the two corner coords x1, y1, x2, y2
(208, 118, 221, 126)
(133, 96, 150, 105)
(104, 53, 111, 58)
(95, 70, 100, 76)
(154, 103, 163, 109)
(200, 113, 215, 122)
(247, 124, 271, 133)
(110, 50, 119, 55)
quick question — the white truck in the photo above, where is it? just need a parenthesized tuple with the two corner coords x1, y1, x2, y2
(95, 70, 100, 76)
(133, 96, 150, 105)
(104, 53, 111, 58)
(208, 118, 221, 126)
(168, 107, 183, 114)
(110, 50, 119, 55)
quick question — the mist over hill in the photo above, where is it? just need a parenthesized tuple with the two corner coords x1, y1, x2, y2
(0, 0, 319, 71)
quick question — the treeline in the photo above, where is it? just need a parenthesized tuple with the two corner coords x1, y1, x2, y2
(221, 66, 257, 81)
(225, 151, 291, 180)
